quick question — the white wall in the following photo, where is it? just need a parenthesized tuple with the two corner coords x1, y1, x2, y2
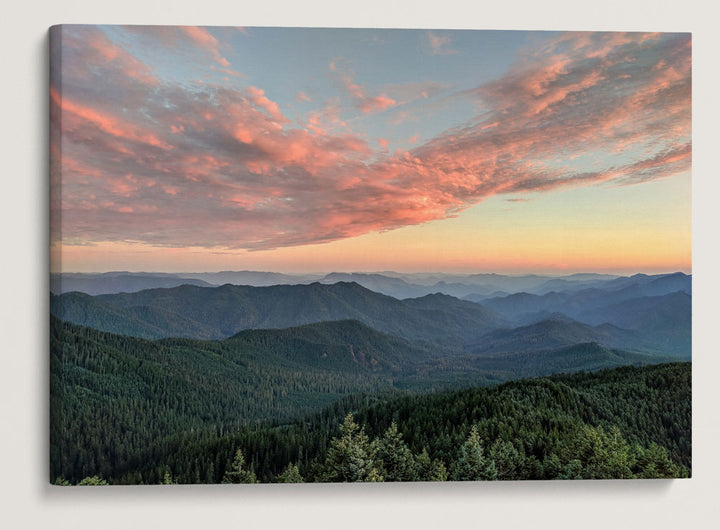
(2, 1, 718, 529)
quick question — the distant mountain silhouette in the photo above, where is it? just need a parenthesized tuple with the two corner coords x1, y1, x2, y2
(50, 272, 213, 295)
(474, 273, 690, 355)
(50, 272, 691, 358)
(51, 281, 508, 344)
(320, 272, 427, 299)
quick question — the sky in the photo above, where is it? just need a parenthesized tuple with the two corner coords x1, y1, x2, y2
(49, 26, 691, 274)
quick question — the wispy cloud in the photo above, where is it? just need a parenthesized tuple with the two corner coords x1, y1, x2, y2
(179, 26, 231, 67)
(52, 29, 690, 252)
(329, 57, 397, 114)
(121, 25, 242, 74)
(427, 31, 458, 55)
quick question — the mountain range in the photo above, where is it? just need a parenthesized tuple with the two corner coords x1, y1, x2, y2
(50, 281, 508, 344)
(50, 272, 691, 358)
(51, 270, 649, 298)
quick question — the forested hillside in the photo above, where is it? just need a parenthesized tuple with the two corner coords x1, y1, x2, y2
(49, 317, 406, 482)
(50, 315, 690, 484)
(54, 363, 690, 484)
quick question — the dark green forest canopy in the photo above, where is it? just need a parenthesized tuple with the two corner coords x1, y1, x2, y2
(50, 314, 690, 484)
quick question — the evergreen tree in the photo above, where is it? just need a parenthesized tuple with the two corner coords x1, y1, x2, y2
(541, 453, 563, 479)
(564, 425, 634, 479)
(366, 468, 384, 482)
(317, 414, 382, 482)
(488, 439, 525, 480)
(162, 469, 176, 485)
(77, 475, 109, 485)
(373, 422, 417, 482)
(276, 463, 304, 483)
(222, 449, 257, 484)
(556, 459, 584, 480)
(633, 443, 686, 479)
(450, 426, 497, 481)
(415, 447, 448, 481)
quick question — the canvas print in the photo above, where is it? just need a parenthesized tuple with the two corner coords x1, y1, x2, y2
(49, 25, 691, 485)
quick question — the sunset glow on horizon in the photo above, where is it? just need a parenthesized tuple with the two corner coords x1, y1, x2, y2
(50, 26, 691, 275)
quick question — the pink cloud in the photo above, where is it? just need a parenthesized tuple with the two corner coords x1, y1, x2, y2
(358, 95, 396, 114)
(52, 29, 690, 252)
(304, 100, 348, 135)
(330, 58, 397, 114)
(82, 30, 158, 86)
(210, 65, 245, 78)
(51, 88, 172, 150)
(245, 86, 288, 124)
(180, 26, 231, 67)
